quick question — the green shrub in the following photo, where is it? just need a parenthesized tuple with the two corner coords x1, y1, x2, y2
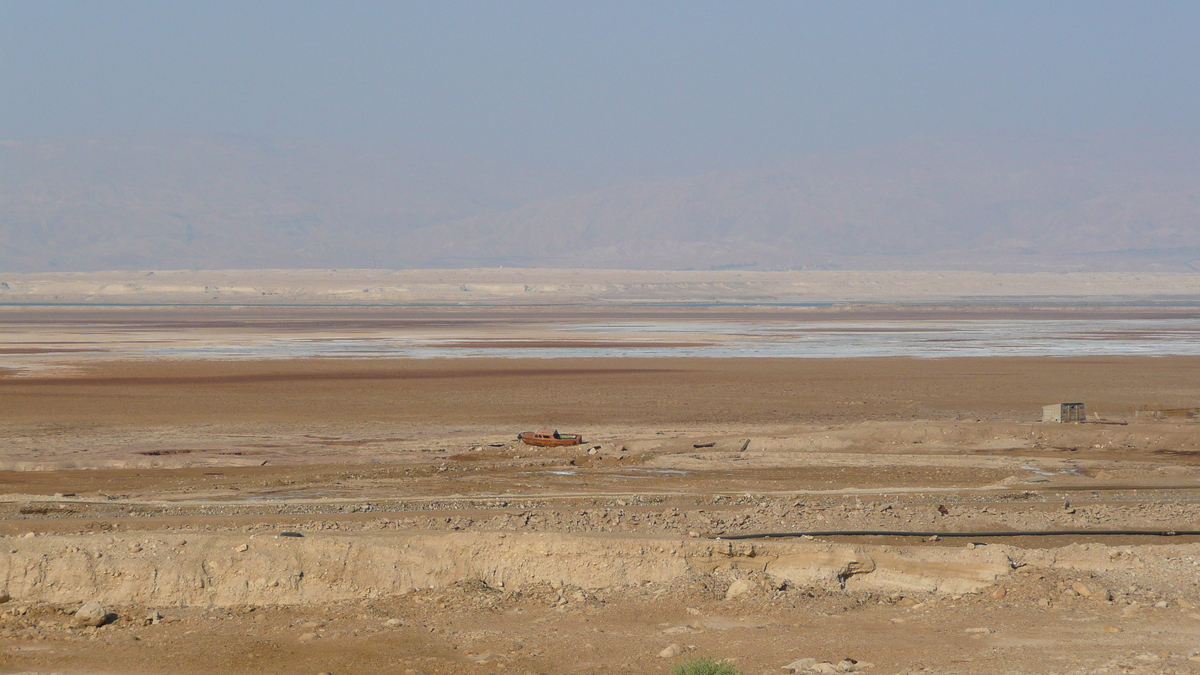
(669, 656, 740, 675)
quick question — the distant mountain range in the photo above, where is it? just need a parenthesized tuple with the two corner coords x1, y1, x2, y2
(2, 131, 1198, 272)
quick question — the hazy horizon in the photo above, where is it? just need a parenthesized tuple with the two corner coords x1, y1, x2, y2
(2, 2, 1199, 272)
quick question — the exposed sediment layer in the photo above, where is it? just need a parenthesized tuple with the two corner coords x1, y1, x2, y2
(3, 269, 1200, 305)
(2, 530, 1180, 608)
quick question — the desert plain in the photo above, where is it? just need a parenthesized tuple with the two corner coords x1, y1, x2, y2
(1, 270, 1200, 675)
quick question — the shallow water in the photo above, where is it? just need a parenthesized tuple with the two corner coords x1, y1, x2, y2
(120, 317, 1200, 360)
(5, 318, 1200, 370)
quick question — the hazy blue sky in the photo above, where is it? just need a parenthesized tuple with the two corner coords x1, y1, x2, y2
(2, 1, 1198, 177)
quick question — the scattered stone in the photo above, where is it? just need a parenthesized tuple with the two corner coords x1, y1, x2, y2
(659, 644, 682, 658)
(75, 601, 110, 627)
(725, 579, 754, 599)
(782, 657, 817, 673)
(144, 610, 163, 625)
(235, 544, 249, 552)
(1037, 597, 1051, 608)
(989, 586, 1006, 600)
(0, 589, 10, 604)
(1072, 582, 1093, 598)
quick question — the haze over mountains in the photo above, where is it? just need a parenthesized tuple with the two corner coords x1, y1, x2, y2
(2, 131, 1199, 273)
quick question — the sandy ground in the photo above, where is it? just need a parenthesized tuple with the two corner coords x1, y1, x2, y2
(1, 301, 1200, 675)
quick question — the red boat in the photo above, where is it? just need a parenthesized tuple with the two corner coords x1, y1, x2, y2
(517, 429, 584, 447)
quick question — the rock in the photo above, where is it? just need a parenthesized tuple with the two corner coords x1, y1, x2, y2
(385, 618, 403, 627)
(989, 586, 1006, 600)
(812, 664, 839, 675)
(1072, 582, 1093, 598)
(1155, 601, 1170, 608)
(659, 644, 682, 658)
(725, 579, 754, 600)
(235, 544, 249, 552)
(783, 658, 818, 673)
(144, 610, 163, 625)
(298, 632, 319, 642)
(964, 627, 992, 634)
(75, 601, 110, 627)
(837, 660, 860, 672)
(0, 589, 10, 604)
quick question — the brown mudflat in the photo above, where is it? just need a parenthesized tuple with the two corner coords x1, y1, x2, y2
(4, 354, 1200, 429)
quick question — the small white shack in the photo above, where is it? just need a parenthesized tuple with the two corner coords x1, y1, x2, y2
(1043, 402, 1086, 423)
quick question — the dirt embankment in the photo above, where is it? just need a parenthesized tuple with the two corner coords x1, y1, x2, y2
(2, 530, 1195, 610)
